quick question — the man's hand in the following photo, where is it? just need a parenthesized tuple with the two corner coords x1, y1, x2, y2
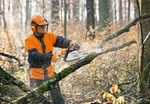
(69, 40, 81, 51)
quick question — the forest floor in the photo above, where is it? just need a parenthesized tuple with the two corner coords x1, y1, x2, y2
(0, 23, 142, 104)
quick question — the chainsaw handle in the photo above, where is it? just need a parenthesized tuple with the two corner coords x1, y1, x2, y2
(68, 44, 80, 51)
(63, 45, 80, 61)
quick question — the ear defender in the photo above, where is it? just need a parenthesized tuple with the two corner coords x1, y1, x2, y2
(44, 19, 49, 31)
(31, 25, 36, 32)
(31, 21, 37, 32)
(44, 19, 48, 22)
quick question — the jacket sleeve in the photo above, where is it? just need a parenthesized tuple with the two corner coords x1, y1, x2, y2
(28, 48, 52, 68)
(28, 48, 52, 62)
(54, 36, 71, 48)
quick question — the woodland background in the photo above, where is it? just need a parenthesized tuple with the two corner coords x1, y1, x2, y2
(0, 0, 150, 104)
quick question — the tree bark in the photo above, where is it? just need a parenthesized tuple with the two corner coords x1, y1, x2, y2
(138, 0, 150, 95)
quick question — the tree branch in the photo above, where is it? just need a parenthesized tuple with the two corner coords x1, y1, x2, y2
(0, 52, 19, 62)
(99, 13, 150, 48)
(99, 40, 137, 55)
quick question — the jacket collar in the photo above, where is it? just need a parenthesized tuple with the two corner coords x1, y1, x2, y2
(34, 33, 44, 39)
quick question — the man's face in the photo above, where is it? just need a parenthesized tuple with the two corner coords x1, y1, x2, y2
(36, 25, 47, 35)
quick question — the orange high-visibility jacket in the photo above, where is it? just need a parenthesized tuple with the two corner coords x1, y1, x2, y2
(25, 32, 71, 80)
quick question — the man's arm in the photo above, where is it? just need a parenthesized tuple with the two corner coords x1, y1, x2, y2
(27, 48, 53, 68)
(54, 36, 71, 48)
(28, 48, 52, 62)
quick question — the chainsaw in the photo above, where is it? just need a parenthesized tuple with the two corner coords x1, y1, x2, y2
(58, 45, 102, 62)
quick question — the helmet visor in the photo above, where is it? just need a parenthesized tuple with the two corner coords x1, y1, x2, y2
(37, 21, 49, 26)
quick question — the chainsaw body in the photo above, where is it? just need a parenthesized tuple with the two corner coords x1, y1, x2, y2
(63, 48, 102, 62)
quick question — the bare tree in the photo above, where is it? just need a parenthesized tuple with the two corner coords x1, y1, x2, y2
(2, 0, 7, 30)
(25, 0, 31, 27)
(128, 0, 130, 22)
(51, 0, 59, 31)
(0, 0, 2, 28)
(113, 0, 117, 24)
(42, 0, 45, 15)
(119, 0, 123, 25)
(86, 0, 95, 39)
(99, 0, 110, 30)
(64, 0, 67, 38)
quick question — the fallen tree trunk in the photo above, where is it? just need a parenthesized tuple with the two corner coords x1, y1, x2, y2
(0, 67, 30, 92)
(0, 67, 51, 104)
(13, 40, 136, 103)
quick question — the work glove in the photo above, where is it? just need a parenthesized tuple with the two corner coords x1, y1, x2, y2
(51, 54, 60, 62)
(59, 50, 66, 56)
(69, 40, 81, 51)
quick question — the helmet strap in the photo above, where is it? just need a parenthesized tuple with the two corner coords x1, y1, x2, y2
(35, 32, 44, 37)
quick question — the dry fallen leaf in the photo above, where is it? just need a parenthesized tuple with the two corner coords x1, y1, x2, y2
(103, 92, 116, 101)
(113, 96, 125, 104)
(109, 84, 121, 94)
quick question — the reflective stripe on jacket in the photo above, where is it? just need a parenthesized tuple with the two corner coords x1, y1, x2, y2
(25, 32, 71, 79)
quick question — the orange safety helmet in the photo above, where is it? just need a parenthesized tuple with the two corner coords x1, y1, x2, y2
(30, 15, 49, 32)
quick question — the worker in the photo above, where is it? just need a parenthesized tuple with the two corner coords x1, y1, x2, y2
(25, 14, 80, 104)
